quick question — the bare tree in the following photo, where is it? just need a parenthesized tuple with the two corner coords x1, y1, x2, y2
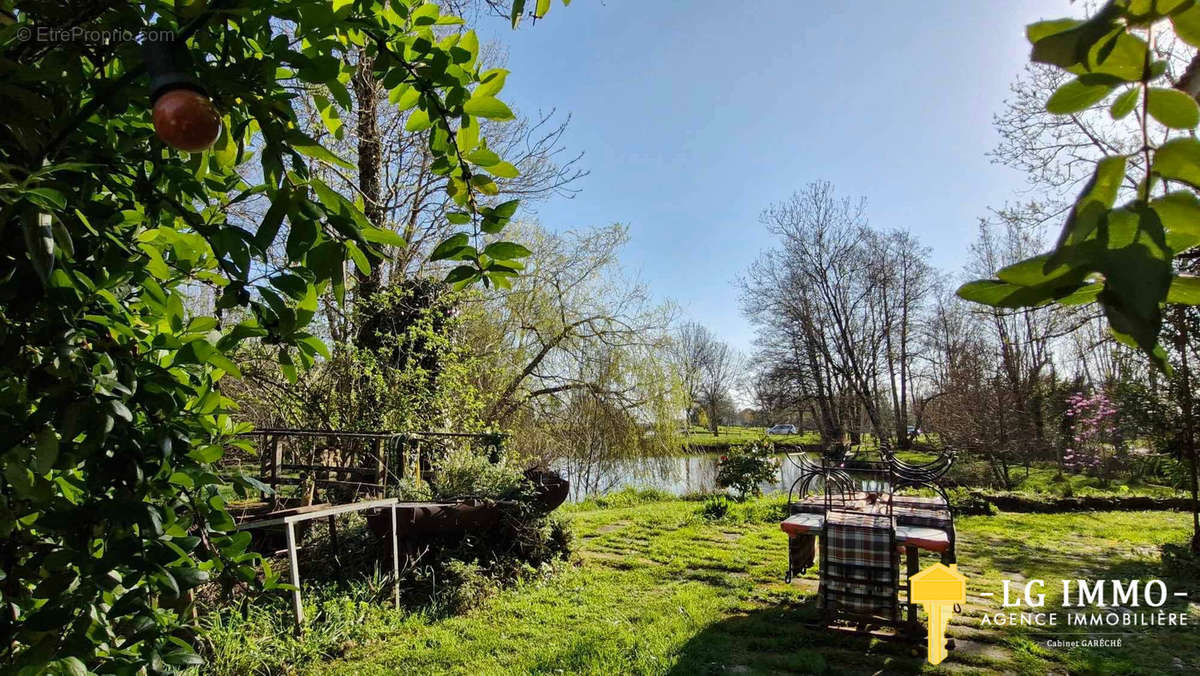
(670, 322, 712, 430)
(696, 334, 743, 436)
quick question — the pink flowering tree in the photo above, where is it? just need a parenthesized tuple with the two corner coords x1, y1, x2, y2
(1063, 392, 1121, 485)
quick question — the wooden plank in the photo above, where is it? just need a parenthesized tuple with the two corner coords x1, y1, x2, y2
(278, 464, 379, 476)
(282, 497, 398, 525)
(374, 437, 386, 488)
(269, 434, 281, 509)
(286, 521, 303, 632)
(390, 505, 400, 608)
(270, 477, 385, 491)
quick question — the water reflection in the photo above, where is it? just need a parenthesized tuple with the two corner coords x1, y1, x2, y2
(555, 453, 821, 501)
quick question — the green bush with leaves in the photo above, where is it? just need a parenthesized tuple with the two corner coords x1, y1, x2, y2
(957, 0, 1200, 367)
(698, 494, 732, 520)
(430, 445, 530, 501)
(715, 440, 779, 501)
(0, 0, 565, 671)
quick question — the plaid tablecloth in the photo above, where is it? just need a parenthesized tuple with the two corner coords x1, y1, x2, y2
(820, 511, 898, 618)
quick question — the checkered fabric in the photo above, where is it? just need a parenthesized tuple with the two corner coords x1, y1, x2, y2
(889, 501, 952, 529)
(792, 491, 869, 514)
(793, 493, 952, 530)
(820, 511, 898, 618)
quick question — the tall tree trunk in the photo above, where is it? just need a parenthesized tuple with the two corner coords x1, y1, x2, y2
(352, 54, 384, 314)
(1174, 307, 1200, 552)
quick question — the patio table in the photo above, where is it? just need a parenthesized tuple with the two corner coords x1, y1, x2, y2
(781, 495, 955, 626)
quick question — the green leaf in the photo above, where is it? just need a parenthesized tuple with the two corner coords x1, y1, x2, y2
(110, 399, 132, 423)
(1057, 282, 1103, 306)
(345, 240, 370, 274)
(430, 233, 470, 261)
(1173, 4, 1200, 48)
(47, 657, 88, 676)
(213, 118, 238, 167)
(1082, 32, 1148, 82)
(465, 148, 501, 166)
(536, 0, 551, 17)
(1046, 77, 1113, 114)
(256, 194, 288, 251)
(292, 143, 354, 170)
(206, 350, 243, 378)
(1147, 87, 1200, 129)
(487, 161, 519, 179)
(956, 279, 1071, 308)
(511, 0, 526, 28)
(412, 3, 440, 25)
(173, 566, 210, 589)
(477, 69, 509, 98)
(1095, 207, 1171, 351)
(35, 428, 58, 475)
(1026, 18, 1082, 46)
(1153, 137, 1200, 188)
(1051, 155, 1126, 256)
(1151, 191, 1200, 253)
(406, 109, 432, 132)
(1105, 301, 1170, 371)
(188, 445, 224, 463)
(996, 253, 1077, 287)
(482, 241, 532, 260)
(444, 264, 479, 286)
(463, 96, 514, 120)
(26, 187, 67, 210)
(492, 200, 520, 219)
(168, 472, 195, 490)
(162, 651, 205, 668)
(1167, 275, 1200, 304)
(360, 226, 406, 247)
(391, 85, 421, 111)
(1110, 87, 1139, 119)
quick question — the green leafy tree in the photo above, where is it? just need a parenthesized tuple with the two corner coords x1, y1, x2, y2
(0, 0, 565, 670)
(957, 0, 1200, 549)
(716, 440, 779, 501)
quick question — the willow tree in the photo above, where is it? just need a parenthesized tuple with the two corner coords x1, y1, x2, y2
(0, 0, 567, 671)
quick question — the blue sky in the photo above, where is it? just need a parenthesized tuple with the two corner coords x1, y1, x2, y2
(477, 0, 1071, 355)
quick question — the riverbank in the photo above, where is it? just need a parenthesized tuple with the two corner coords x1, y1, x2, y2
(202, 492, 1200, 675)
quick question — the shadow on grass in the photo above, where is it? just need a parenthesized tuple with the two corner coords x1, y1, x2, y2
(665, 597, 928, 676)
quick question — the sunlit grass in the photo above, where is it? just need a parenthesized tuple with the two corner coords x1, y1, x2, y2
(218, 496, 1199, 675)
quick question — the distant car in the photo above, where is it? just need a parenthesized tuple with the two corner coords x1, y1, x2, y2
(766, 424, 797, 435)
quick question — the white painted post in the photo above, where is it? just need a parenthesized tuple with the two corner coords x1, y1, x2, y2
(391, 505, 400, 608)
(286, 520, 304, 630)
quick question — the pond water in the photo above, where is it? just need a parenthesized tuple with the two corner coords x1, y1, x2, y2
(554, 453, 818, 502)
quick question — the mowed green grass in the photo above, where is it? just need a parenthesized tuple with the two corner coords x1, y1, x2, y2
(293, 495, 1200, 676)
(677, 425, 820, 450)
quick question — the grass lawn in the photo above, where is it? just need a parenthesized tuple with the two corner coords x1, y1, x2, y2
(678, 425, 820, 450)
(246, 493, 1200, 675)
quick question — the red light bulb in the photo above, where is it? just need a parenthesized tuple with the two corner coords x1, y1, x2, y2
(152, 88, 221, 153)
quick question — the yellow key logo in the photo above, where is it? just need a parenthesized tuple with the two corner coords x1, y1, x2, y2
(910, 563, 966, 665)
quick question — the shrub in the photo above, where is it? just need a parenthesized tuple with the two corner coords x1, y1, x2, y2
(699, 495, 732, 520)
(716, 440, 779, 501)
(947, 488, 995, 516)
(431, 446, 532, 501)
(433, 560, 502, 615)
